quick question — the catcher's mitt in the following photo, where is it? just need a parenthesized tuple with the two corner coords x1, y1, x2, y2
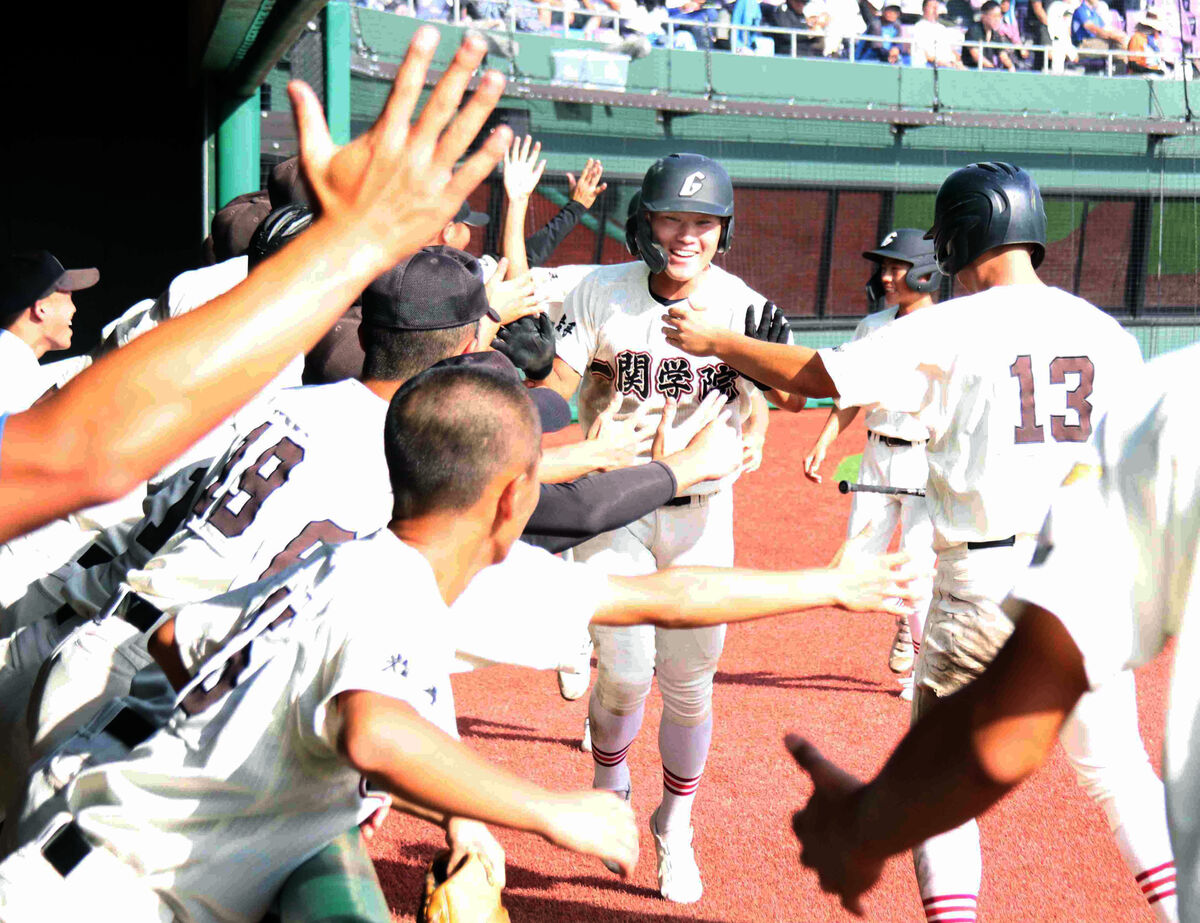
(418, 849, 511, 923)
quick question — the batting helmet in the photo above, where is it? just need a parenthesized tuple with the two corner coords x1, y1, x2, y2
(924, 162, 1047, 276)
(248, 204, 314, 268)
(630, 153, 734, 274)
(863, 228, 943, 309)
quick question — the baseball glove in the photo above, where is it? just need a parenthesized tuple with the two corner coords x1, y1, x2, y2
(743, 301, 791, 391)
(418, 850, 511, 923)
(492, 313, 556, 381)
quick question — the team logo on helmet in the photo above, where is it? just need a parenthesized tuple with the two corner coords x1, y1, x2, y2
(879, 231, 898, 248)
(678, 172, 706, 197)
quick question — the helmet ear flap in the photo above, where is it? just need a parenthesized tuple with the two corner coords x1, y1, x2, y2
(865, 266, 886, 311)
(635, 210, 669, 274)
(718, 215, 734, 253)
(625, 208, 640, 257)
(905, 260, 942, 294)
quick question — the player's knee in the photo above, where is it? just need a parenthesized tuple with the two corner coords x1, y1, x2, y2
(656, 668, 716, 725)
(595, 675, 652, 715)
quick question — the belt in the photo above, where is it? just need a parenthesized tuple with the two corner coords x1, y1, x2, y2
(665, 493, 712, 508)
(869, 432, 925, 448)
(43, 820, 92, 877)
(122, 597, 164, 633)
(966, 535, 1016, 551)
(101, 706, 158, 750)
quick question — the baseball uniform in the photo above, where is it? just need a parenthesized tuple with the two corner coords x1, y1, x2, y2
(838, 306, 935, 652)
(819, 283, 1175, 921)
(556, 258, 775, 886)
(3, 529, 454, 923)
(1007, 343, 1200, 918)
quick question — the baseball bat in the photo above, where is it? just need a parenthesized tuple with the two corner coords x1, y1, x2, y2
(838, 481, 926, 498)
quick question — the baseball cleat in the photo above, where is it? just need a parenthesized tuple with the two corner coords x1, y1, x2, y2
(888, 614, 913, 674)
(898, 673, 914, 701)
(557, 638, 593, 701)
(649, 806, 703, 903)
(580, 716, 592, 753)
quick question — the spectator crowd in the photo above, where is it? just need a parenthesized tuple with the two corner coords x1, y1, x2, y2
(358, 0, 1193, 74)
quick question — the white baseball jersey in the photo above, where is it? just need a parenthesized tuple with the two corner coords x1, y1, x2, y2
(65, 529, 454, 923)
(818, 285, 1143, 549)
(1005, 343, 1200, 914)
(126, 379, 391, 614)
(837, 306, 929, 443)
(530, 263, 601, 329)
(448, 539, 608, 673)
(0, 256, 302, 617)
(557, 261, 768, 496)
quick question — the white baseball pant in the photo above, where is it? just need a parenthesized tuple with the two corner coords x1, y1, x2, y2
(846, 434, 934, 644)
(913, 539, 1178, 923)
(577, 489, 734, 725)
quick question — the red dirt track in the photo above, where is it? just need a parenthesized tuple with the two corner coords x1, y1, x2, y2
(370, 408, 1173, 922)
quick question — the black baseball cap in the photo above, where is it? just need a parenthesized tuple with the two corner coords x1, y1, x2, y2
(362, 246, 501, 331)
(454, 201, 489, 227)
(268, 157, 310, 209)
(1, 250, 99, 319)
(209, 191, 272, 263)
(421, 350, 572, 433)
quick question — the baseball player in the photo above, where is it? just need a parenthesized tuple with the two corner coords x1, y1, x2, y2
(664, 162, 1178, 922)
(533, 152, 788, 903)
(789, 344, 1199, 918)
(1, 362, 920, 922)
(802, 229, 941, 697)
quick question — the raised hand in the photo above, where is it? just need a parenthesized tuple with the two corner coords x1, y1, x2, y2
(485, 258, 541, 325)
(538, 789, 638, 877)
(446, 817, 507, 889)
(289, 26, 511, 274)
(567, 158, 608, 209)
(586, 392, 657, 469)
(502, 134, 547, 202)
(662, 299, 726, 356)
(787, 735, 882, 917)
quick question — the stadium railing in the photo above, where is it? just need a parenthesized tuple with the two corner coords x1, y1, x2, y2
(397, 0, 1198, 77)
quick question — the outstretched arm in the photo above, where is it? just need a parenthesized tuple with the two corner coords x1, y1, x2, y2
(663, 302, 839, 398)
(787, 603, 1088, 915)
(336, 691, 638, 875)
(593, 532, 920, 628)
(804, 405, 859, 484)
(0, 28, 510, 543)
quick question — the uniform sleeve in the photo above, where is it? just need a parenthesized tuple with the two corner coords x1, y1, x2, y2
(310, 599, 455, 753)
(524, 202, 587, 267)
(448, 541, 608, 672)
(1005, 396, 1181, 689)
(817, 315, 947, 421)
(555, 273, 598, 375)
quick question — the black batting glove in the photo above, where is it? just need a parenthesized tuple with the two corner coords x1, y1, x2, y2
(743, 301, 791, 391)
(492, 313, 556, 381)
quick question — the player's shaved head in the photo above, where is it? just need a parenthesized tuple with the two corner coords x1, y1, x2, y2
(360, 321, 479, 383)
(384, 365, 541, 520)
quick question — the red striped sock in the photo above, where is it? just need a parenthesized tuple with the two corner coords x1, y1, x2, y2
(662, 764, 703, 797)
(923, 893, 978, 923)
(1137, 861, 1177, 907)
(592, 741, 633, 769)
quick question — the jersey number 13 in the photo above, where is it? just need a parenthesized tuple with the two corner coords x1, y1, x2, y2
(1010, 355, 1094, 445)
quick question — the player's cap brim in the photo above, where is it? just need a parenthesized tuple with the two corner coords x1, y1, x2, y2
(56, 268, 100, 292)
(862, 248, 914, 264)
(454, 201, 490, 227)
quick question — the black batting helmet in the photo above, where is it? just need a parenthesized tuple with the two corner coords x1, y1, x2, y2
(630, 153, 734, 273)
(248, 204, 314, 268)
(863, 228, 943, 308)
(925, 162, 1047, 276)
